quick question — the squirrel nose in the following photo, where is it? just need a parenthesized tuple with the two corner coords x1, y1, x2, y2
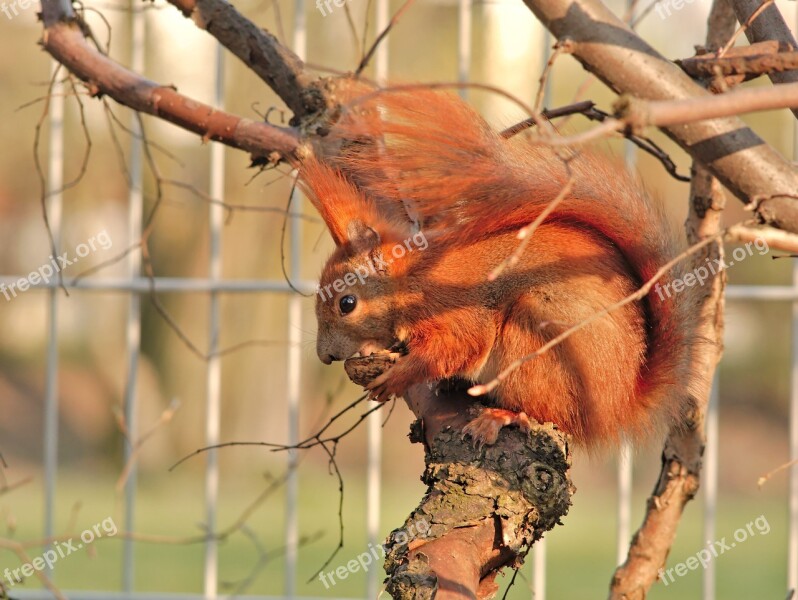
(320, 353, 336, 365)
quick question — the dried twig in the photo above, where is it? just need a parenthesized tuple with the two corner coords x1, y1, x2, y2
(31, 66, 69, 296)
(610, 4, 731, 593)
(758, 458, 798, 488)
(356, 0, 415, 76)
(679, 43, 798, 79)
(726, 222, 798, 253)
(502, 101, 690, 182)
(717, 0, 775, 57)
(488, 176, 574, 281)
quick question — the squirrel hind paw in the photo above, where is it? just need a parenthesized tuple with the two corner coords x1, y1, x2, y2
(461, 407, 534, 448)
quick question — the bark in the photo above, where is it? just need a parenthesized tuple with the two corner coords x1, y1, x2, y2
(40, 18, 304, 166)
(521, 0, 798, 232)
(346, 356, 573, 600)
(163, 0, 333, 122)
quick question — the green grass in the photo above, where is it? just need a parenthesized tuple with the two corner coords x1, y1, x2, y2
(0, 464, 787, 599)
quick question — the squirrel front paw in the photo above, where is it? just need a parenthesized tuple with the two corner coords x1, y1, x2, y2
(365, 352, 409, 402)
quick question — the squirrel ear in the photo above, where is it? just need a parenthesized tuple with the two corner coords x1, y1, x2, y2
(346, 219, 381, 252)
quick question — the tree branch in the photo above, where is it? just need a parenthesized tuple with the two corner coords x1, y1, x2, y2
(521, 0, 798, 232)
(163, 0, 332, 122)
(616, 81, 798, 127)
(40, 14, 304, 165)
(679, 42, 798, 79)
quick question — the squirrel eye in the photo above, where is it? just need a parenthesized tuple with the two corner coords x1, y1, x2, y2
(339, 294, 357, 315)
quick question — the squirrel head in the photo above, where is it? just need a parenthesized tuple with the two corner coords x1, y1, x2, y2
(299, 158, 414, 364)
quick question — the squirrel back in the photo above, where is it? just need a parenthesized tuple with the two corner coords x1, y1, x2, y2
(303, 86, 700, 447)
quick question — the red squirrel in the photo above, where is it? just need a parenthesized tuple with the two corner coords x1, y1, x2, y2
(300, 86, 699, 449)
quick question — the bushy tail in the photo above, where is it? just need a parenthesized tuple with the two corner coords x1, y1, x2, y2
(330, 85, 700, 431)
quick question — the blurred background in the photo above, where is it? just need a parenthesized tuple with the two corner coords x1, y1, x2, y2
(0, 0, 796, 597)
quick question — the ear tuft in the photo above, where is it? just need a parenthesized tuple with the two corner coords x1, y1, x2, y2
(347, 220, 380, 252)
(298, 156, 406, 250)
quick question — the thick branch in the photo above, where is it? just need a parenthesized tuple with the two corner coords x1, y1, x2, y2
(40, 18, 304, 165)
(164, 0, 331, 122)
(522, 0, 798, 232)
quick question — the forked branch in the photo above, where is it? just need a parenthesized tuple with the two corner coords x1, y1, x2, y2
(40, 2, 306, 165)
(522, 0, 798, 231)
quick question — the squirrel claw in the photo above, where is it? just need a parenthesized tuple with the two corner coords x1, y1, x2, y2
(462, 408, 534, 448)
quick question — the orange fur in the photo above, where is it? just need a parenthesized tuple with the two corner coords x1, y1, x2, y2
(304, 86, 700, 449)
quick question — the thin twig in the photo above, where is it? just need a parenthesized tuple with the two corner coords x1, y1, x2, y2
(533, 42, 569, 114)
(718, 0, 775, 57)
(758, 457, 798, 488)
(32, 66, 69, 297)
(355, 0, 415, 76)
(488, 176, 574, 281)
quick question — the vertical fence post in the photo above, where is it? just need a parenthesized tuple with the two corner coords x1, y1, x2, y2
(457, 0, 471, 98)
(122, 2, 145, 591)
(790, 65, 798, 596)
(203, 42, 226, 600)
(364, 3, 390, 597)
(703, 378, 719, 600)
(616, 35, 637, 559)
(285, 1, 306, 595)
(529, 28, 553, 600)
(616, 443, 632, 565)
(43, 58, 65, 577)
